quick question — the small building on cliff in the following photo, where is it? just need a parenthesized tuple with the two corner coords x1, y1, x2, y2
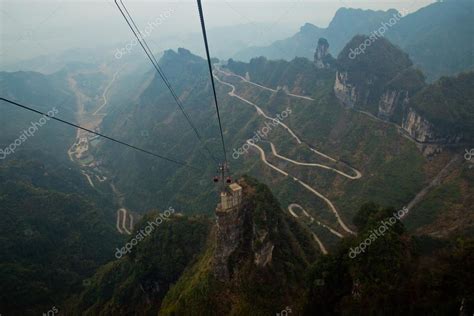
(217, 183, 242, 213)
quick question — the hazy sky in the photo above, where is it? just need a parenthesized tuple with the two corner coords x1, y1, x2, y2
(0, 0, 435, 66)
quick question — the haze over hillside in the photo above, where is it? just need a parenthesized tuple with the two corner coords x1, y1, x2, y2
(0, 0, 472, 315)
(1, 0, 433, 68)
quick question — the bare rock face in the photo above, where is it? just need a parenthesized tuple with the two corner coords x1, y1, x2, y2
(402, 108, 464, 143)
(212, 203, 276, 280)
(254, 239, 274, 267)
(252, 225, 274, 267)
(213, 206, 244, 281)
(334, 71, 358, 108)
(212, 180, 279, 281)
(402, 108, 436, 142)
(378, 90, 409, 120)
(334, 71, 408, 119)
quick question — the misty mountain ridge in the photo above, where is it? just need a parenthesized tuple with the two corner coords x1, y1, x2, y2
(235, 0, 474, 81)
(0, 0, 473, 314)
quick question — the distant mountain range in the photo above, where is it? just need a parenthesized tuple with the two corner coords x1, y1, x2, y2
(234, 8, 400, 61)
(234, 0, 474, 81)
(0, 1, 473, 313)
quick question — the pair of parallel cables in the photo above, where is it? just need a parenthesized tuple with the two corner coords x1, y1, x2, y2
(1, 0, 227, 174)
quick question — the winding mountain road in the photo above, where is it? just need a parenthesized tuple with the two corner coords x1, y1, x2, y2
(117, 208, 132, 235)
(312, 233, 328, 255)
(270, 143, 361, 179)
(217, 67, 443, 148)
(288, 203, 344, 238)
(93, 69, 121, 116)
(214, 68, 361, 176)
(217, 67, 315, 101)
(215, 68, 358, 237)
(249, 139, 355, 235)
(68, 68, 136, 235)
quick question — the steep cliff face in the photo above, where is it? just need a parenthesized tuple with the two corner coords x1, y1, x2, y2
(402, 108, 437, 142)
(402, 108, 464, 144)
(334, 71, 358, 108)
(378, 90, 409, 120)
(408, 71, 474, 143)
(213, 205, 244, 281)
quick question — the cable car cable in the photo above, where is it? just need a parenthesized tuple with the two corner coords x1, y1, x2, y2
(114, 0, 220, 165)
(196, 0, 228, 166)
(0, 97, 202, 171)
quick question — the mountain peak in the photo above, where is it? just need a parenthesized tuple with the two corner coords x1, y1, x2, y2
(299, 22, 321, 34)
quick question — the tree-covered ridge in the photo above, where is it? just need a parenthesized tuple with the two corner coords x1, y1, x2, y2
(226, 56, 334, 95)
(0, 160, 119, 315)
(303, 203, 474, 315)
(385, 0, 474, 80)
(337, 34, 414, 82)
(233, 8, 402, 62)
(335, 34, 424, 116)
(411, 71, 474, 138)
(97, 47, 221, 213)
(68, 213, 211, 315)
(235, 1, 473, 81)
(336, 34, 473, 142)
(0, 70, 76, 163)
(385, 67, 426, 94)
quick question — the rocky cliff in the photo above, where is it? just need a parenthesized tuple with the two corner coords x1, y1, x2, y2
(334, 69, 415, 121)
(402, 108, 438, 142)
(334, 35, 416, 117)
(213, 202, 244, 281)
(402, 108, 464, 144)
(334, 35, 471, 146)
(159, 177, 321, 315)
(378, 90, 409, 120)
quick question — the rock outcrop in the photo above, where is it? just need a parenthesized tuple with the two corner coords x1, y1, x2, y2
(213, 180, 277, 281)
(314, 38, 333, 69)
(334, 71, 358, 108)
(160, 177, 320, 315)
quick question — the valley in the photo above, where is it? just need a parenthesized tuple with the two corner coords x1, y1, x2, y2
(66, 65, 136, 235)
(1, 0, 472, 314)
